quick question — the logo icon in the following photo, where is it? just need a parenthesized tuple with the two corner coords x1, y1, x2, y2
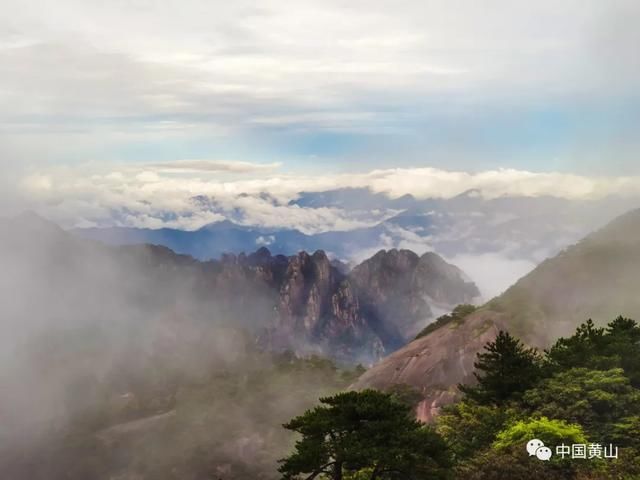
(536, 446, 552, 461)
(526, 439, 552, 461)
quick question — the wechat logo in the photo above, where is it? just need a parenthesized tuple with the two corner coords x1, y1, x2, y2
(526, 439, 552, 461)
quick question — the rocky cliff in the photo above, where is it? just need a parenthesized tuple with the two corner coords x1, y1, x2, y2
(349, 249, 480, 345)
(222, 247, 479, 362)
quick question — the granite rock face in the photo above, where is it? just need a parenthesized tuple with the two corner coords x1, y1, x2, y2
(350, 249, 480, 345)
(256, 248, 479, 363)
(350, 310, 507, 420)
(254, 248, 478, 362)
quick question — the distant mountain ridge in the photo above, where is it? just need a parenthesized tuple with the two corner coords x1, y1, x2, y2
(73, 189, 632, 265)
(352, 207, 640, 419)
(74, 221, 312, 261)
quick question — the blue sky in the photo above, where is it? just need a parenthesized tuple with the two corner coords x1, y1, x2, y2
(95, 96, 640, 176)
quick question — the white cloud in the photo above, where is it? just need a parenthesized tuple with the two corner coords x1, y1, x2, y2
(1, 0, 638, 139)
(17, 163, 640, 233)
(16, 161, 638, 298)
(256, 235, 275, 246)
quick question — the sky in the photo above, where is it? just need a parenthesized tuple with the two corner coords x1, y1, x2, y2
(1, 0, 640, 226)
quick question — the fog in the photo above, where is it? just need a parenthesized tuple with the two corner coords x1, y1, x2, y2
(443, 253, 537, 300)
(0, 212, 355, 479)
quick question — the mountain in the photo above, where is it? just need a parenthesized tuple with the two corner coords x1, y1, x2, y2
(352, 207, 640, 420)
(74, 221, 312, 261)
(349, 249, 480, 342)
(2, 213, 478, 364)
(266, 248, 480, 358)
(213, 247, 479, 362)
(486, 208, 640, 345)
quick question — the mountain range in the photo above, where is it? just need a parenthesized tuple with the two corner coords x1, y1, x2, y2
(72, 189, 635, 299)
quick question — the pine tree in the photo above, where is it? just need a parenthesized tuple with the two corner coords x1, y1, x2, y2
(459, 331, 541, 405)
(278, 390, 452, 480)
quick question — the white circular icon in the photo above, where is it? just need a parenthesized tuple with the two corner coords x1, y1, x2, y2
(536, 446, 552, 461)
(526, 439, 545, 456)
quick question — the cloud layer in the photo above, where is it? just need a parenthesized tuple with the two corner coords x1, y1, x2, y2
(17, 163, 640, 232)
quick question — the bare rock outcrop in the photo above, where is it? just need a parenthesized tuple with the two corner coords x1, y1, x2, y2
(351, 310, 508, 419)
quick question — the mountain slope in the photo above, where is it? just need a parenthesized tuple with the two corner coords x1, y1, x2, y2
(486, 208, 640, 345)
(352, 208, 640, 418)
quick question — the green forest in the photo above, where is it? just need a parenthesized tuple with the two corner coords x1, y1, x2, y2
(281, 317, 640, 479)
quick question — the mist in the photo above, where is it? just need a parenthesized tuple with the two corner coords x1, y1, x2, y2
(443, 253, 537, 301)
(0, 212, 360, 479)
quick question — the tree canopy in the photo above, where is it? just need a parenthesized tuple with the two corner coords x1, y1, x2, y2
(282, 317, 640, 480)
(279, 390, 452, 480)
(438, 317, 640, 479)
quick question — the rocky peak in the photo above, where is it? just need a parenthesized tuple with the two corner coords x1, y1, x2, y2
(349, 249, 480, 342)
(248, 246, 272, 264)
(361, 248, 420, 272)
(277, 250, 344, 335)
(258, 247, 480, 362)
(415, 252, 480, 305)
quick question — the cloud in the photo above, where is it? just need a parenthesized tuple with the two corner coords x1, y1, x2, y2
(256, 235, 275, 246)
(150, 160, 282, 174)
(359, 168, 618, 200)
(1, 0, 639, 177)
(17, 162, 640, 234)
(444, 252, 537, 300)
